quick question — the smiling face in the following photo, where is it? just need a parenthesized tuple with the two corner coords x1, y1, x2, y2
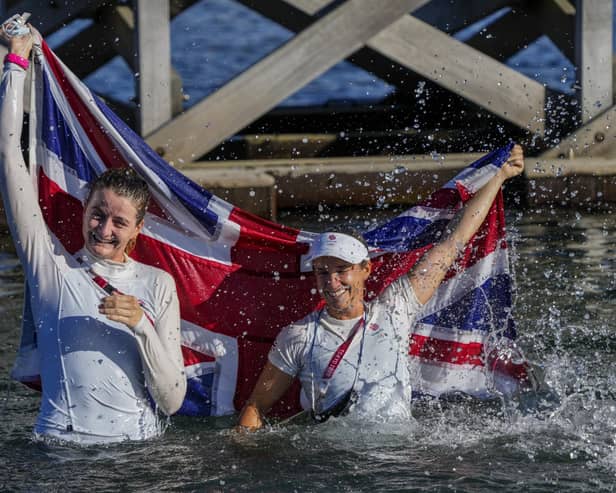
(313, 256, 371, 320)
(82, 188, 144, 262)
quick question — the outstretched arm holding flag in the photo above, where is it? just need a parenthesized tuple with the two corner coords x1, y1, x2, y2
(409, 145, 524, 305)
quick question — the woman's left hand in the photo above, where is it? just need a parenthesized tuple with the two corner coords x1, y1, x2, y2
(500, 144, 525, 180)
(99, 293, 144, 330)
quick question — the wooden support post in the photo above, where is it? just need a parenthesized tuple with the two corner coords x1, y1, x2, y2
(55, 1, 195, 99)
(133, 0, 172, 136)
(102, 5, 184, 117)
(575, 0, 613, 123)
(147, 0, 430, 164)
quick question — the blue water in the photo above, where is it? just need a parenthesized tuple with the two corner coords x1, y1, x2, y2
(1, 209, 616, 491)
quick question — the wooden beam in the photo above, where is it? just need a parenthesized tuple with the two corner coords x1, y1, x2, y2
(106, 5, 184, 118)
(147, 0, 430, 164)
(54, 3, 190, 118)
(294, 0, 546, 130)
(133, 0, 172, 136)
(540, 104, 616, 159)
(181, 153, 487, 209)
(241, 0, 545, 132)
(241, 0, 533, 69)
(255, 0, 523, 33)
(575, 0, 613, 123)
(367, 15, 545, 133)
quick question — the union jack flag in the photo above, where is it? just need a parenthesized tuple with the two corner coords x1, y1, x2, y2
(12, 41, 532, 417)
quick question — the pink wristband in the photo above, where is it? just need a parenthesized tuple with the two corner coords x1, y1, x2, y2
(4, 53, 29, 70)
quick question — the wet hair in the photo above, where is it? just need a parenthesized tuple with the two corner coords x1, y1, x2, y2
(86, 168, 150, 224)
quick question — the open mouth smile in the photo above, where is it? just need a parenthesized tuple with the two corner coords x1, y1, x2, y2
(89, 231, 118, 245)
(324, 286, 350, 300)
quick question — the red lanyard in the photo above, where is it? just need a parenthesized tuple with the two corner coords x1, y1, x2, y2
(77, 257, 126, 296)
(77, 257, 155, 326)
(322, 314, 366, 380)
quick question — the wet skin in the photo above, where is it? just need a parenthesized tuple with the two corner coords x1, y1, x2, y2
(82, 188, 145, 329)
(82, 188, 143, 263)
(313, 256, 371, 320)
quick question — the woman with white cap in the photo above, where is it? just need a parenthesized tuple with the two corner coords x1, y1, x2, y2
(237, 149, 525, 429)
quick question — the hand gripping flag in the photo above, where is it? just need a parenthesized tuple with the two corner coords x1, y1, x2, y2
(11, 41, 534, 417)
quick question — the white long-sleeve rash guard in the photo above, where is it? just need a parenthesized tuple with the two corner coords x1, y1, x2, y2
(0, 62, 187, 444)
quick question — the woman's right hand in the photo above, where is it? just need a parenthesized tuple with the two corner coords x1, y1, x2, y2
(6, 24, 37, 60)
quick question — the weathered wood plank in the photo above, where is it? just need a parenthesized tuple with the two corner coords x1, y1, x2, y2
(527, 156, 616, 208)
(575, 0, 613, 123)
(241, 0, 545, 132)
(133, 0, 172, 136)
(183, 154, 616, 211)
(367, 15, 545, 133)
(180, 153, 485, 209)
(527, 156, 616, 178)
(540, 103, 616, 158)
(147, 0, 430, 164)
(180, 153, 486, 171)
(265, 0, 522, 33)
(242, 0, 534, 79)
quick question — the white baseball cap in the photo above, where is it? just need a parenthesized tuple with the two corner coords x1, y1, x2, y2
(307, 232, 369, 265)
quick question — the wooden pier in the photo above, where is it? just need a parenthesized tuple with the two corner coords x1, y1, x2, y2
(1, 0, 616, 219)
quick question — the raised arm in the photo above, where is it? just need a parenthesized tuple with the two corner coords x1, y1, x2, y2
(237, 361, 295, 431)
(409, 145, 524, 305)
(0, 29, 53, 270)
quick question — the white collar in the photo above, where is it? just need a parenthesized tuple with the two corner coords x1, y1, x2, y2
(76, 247, 134, 278)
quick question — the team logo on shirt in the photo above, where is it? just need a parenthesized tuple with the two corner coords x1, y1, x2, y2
(368, 323, 380, 332)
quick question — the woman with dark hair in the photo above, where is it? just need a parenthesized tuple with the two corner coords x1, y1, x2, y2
(238, 148, 525, 430)
(0, 25, 186, 444)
